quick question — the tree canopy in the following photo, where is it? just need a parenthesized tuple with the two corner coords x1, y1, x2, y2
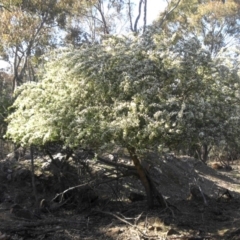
(6, 30, 240, 155)
(4, 0, 240, 207)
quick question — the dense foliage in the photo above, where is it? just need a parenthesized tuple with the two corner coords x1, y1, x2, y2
(6, 29, 240, 160)
(0, 72, 12, 139)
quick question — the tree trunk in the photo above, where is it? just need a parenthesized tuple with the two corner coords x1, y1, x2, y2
(128, 147, 163, 208)
(127, 146, 154, 208)
(202, 143, 210, 163)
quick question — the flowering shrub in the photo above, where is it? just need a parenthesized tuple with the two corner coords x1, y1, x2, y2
(6, 31, 240, 159)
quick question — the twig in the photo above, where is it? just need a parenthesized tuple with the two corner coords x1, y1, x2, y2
(97, 155, 135, 171)
(158, 0, 181, 28)
(95, 210, 135, 226)
(0, 4, 11, 12)
(117, 212, 143, 224)
(51, 176, 131, 203)
(134, 212, 143, 225)
(94, 210, 158, 239)
(51, 181, 95, 202)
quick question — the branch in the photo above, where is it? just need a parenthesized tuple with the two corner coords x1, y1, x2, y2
(95, 0, 109, 34)
(134, 0, 144, 32)
(51, 176, 132, 203)
(143, 0, 147, 33)
(158, 0, 182, 28)
(94, 210, 158, 239)
(51, 181, 95, 202)
(0, 4, 11, 12)
(128, 0, 134, 32)
(97, 155, 136, 171)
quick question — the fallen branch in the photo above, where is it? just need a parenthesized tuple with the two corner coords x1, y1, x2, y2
(51, 175, 135, 203)
(94, 210, 159, 239)
(97, 155, 136, 171)
(51, 180, 95, 202)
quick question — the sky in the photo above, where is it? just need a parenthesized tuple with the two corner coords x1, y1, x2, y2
(146, 0, 167, 23)
(0, 0, 168, 70)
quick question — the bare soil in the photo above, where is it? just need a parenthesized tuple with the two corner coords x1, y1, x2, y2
(0, 153, 240, 240)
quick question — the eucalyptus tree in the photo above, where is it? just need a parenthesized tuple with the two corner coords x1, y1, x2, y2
(0, 0, 163, 94)
(0, 0, 94, 93)
(67, 0, 150, 44)
(156, 0, 240, 56)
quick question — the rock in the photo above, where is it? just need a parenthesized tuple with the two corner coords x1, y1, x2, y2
(41, 161, 52, 171)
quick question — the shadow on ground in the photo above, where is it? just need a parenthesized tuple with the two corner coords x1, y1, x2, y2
(0, 154, 240, 239)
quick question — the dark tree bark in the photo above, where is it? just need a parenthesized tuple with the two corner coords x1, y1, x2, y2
(134, 0, 144, 32)
(127, 146, 167, 208)
(128, 146, 154, 207)
(143, 0, 147, 32)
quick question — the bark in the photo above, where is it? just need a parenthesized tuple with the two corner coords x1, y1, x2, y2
(127, 146, 154, 208)
(134, 0, 144, 32)
(196, 143, 211, 163)
(95, 0, 109, 34)
(143, 0, 147, 33)
(127, 147, 167, 208)
(202, 143, 209, 163)
(128, 0, 134, 32)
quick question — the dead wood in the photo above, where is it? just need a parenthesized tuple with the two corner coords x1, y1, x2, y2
(97, 155, 136, 171)
(51, 180, 95, 202)
(94, 210, 159, 239)
(40, 198, 70, 213)
(50, 175, 135, 204)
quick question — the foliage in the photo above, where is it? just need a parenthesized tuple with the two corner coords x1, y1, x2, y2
(0, 0, 95, 92)
(151, 0, 240, 159)
(5, 29, 240, 160)
(0, 72, 12, 139)
(156, 0, 240, 56)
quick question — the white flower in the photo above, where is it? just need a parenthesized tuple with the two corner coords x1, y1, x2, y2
(165, 123, 169, 129)
(199, 132, 204, 138)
